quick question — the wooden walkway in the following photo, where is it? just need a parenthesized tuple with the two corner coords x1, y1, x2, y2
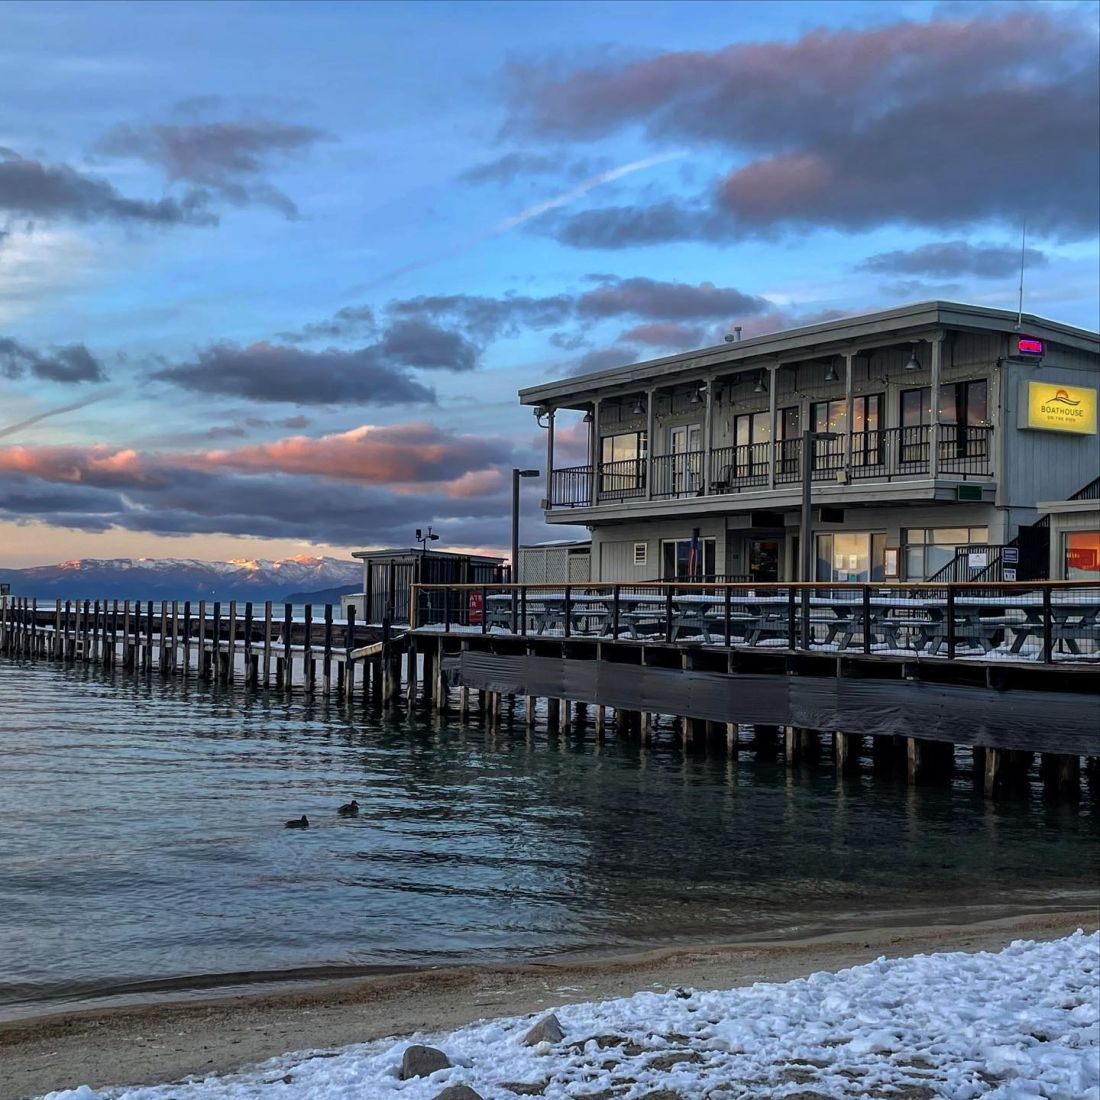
(0, 596, 409, 701)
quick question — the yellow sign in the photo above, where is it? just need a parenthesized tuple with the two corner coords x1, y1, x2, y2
(1023, 380, 1097, 435)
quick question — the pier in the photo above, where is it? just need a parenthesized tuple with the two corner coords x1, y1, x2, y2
(2, 582, 1097, 802)
(0, 597, 412, 704)
(406, 579, 1099, 801)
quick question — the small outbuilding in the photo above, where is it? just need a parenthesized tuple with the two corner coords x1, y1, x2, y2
(341, 548, 505, 624)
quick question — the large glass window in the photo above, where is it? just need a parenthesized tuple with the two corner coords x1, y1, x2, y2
(661, 537, 717, 580)
(776, 405, 802, 475)
(814, 532, 886, 582)
(734, 411, 770, 477)
(1064, 531, 1100, 579)
(900, 381, 990, 462)
(903, 526, 989, 580)
(600, 431, 646, 496)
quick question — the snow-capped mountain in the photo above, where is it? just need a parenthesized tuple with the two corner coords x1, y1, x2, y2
(0, 555, 360, 602)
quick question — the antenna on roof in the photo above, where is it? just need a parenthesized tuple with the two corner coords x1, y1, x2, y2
(1014, 220, 1027, 331)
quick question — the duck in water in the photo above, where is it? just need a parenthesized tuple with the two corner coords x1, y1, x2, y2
(285, 815, 309, 829)
(338, 800, 359, 817)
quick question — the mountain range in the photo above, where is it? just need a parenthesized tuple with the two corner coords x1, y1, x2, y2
(0, 556, 361, 602)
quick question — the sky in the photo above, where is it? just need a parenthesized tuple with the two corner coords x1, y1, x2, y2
(0, 0, 1097, 568)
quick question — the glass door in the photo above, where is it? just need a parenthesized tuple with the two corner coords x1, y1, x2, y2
(748, 538, 780, 582)
(667, 424, 702, 495)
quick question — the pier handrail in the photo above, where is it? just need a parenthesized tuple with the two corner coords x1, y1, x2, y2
(407, 579, 1100, 665)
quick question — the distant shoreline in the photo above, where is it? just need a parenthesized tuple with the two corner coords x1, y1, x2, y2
(3, 909, 1096, 1100)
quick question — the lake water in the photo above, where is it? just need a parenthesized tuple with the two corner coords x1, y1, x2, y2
(0, 656, 1096, 1021)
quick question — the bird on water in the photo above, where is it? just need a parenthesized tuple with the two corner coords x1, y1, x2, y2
(285, 815, 309, 829)
(338, 800, 359, 817)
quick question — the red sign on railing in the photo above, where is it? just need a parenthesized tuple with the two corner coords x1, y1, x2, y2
(468, 590, 484, 624)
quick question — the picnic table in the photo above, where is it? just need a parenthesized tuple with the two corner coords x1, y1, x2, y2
(481, 587, 1100, 659)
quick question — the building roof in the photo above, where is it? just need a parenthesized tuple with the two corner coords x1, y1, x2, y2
(519, 300, 1100, 410)
(352, 548, 504, 563)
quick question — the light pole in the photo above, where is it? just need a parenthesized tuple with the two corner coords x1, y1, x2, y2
(511, 468, 539, 631)
(799, 430, 838, 648)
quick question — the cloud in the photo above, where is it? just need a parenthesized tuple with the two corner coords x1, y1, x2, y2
(291, 278, 771, 355)
(94, 118, 329, 218)
(572, 346, 640, 374)
(617, 322, 707, 348)
(0, 390, 116, 441)
(857, 240, 1048, 279)
(458, 150, 606, 185)
(511, 9, 1099, 244)
(0, 337, 108, 383)
(197, 423, 513, 485)
(152, 342, 437, 406)
(576, 276, 769, 321)
(0, 147, 212, 225)
(0, 424, 536, 548)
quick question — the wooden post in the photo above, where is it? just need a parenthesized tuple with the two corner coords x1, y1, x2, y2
(179, 601, 190, 673)
(558, 697, 571, 734)
(195, 601, 205, 677)
(244, 602, 254, 687)
(525, 695, 537, 728)
(143, 600, 153, 672)
(834, 732, 862, 776)
(54, 599, 62, 659)
(405, 640, 417, 706)
(323, 604, 333, 695)
(303, 604, 313, 694)
(726, 724, 739, 755)
(1041, 753, 1080, 802)
(344, 605, 356, 702)
(639, 711, 653, 743)
(226, 601, 236, 683)
(92, 599, 100, 663)
(210, 602, 220, 681)
(594, 704, 605, 740)
(110, 599, 120, 666)
(262, 601, 273, 687)
(168, 600, 178, 672)
(82, 599, 91, 662)
(283, 603, 293, 691)
(785, 725, 801, 766)
(159, 600, 168, 672)
(546, 697, 560, 728)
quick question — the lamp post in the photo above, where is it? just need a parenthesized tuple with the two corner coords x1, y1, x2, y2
(511, 468, 540, 630)
(799, 430, 838, 649)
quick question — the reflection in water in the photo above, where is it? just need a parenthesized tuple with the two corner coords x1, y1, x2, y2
(0, 658, 1095, 1019)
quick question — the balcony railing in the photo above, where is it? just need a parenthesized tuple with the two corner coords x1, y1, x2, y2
(652, 450, 705, 499)
(546, 426, 994, 509)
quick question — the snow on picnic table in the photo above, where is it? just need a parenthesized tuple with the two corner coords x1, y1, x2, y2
(46, 932, 1099, 1100)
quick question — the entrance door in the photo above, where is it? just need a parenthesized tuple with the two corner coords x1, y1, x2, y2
(668, 424, 702, 495)
(748, 538, 780, 582)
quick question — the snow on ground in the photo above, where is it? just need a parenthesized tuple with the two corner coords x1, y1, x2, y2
(45, 932, 1099, 1100)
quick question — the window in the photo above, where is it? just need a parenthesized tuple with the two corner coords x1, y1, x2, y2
(600, 431, 647, 497)
(814, 532, 886, 582)
(900, 382, 990, 463)
(851, 394, 884, 466)
(661, 537, 716, 580)
(903, 526, 989, 580)
(1064, 531, 1100, 579)
(776, 405, 802, 475)
(734, 411, 770, 477)
(633, 542, 648, 566)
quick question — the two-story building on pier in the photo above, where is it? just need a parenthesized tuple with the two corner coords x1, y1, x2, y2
(521, 302, 1099, 585)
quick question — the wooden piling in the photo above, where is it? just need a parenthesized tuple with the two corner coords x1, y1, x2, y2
(1041, 753, 1080, 802)
(159, 600, 168, 672)
(262, 602, 273, 687)
(226, 601, 236, 683)
(303, 604, 313, 694)
(834, 732, 862, 776)
(323, 604, 333, 695)
(244, 602, 254, 687)
(282, 603, 293, 690)
(343, 605, 356, 702)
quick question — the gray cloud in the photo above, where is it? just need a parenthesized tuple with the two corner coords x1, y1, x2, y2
(376, 319, 479, 372)
(386, 293, 573, 341)
(459, 150, 605, 185)
(858, 240, 1048, 279)
(512, 9, 1099, 244)
(0, 338, 108, 383)
(0, 147, 212, 226)
(576, 276, 769, 320)
(153, 342, 437, 405)
(94, 118, 329, 218)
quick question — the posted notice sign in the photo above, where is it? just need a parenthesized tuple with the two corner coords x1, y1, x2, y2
(1019, 380, 1098, 435)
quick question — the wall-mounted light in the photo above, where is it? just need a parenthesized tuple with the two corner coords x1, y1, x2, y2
(631, 398, 645, 416)
(689, 384, 705, 405)
(753, 372, 766, 394)
(582, 409, 593, 423)
(824, 363, 840, 383)
(904, 345, 922, 372)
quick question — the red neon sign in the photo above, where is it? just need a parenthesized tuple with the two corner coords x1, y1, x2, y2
(1017, 337, 1044, 356)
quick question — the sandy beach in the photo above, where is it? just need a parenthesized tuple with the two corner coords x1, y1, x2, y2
(3, 909, 1095, 1100)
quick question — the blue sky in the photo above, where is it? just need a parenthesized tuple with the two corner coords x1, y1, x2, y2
(0, 0, 1097, 566)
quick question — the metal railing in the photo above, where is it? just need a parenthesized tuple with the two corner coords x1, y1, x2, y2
(547, 426, 996, 508)
(651, 450, 705, 499)
(411, 580, 1100, 664)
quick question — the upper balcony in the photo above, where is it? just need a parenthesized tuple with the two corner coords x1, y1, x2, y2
(548, 425, 993, 510)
